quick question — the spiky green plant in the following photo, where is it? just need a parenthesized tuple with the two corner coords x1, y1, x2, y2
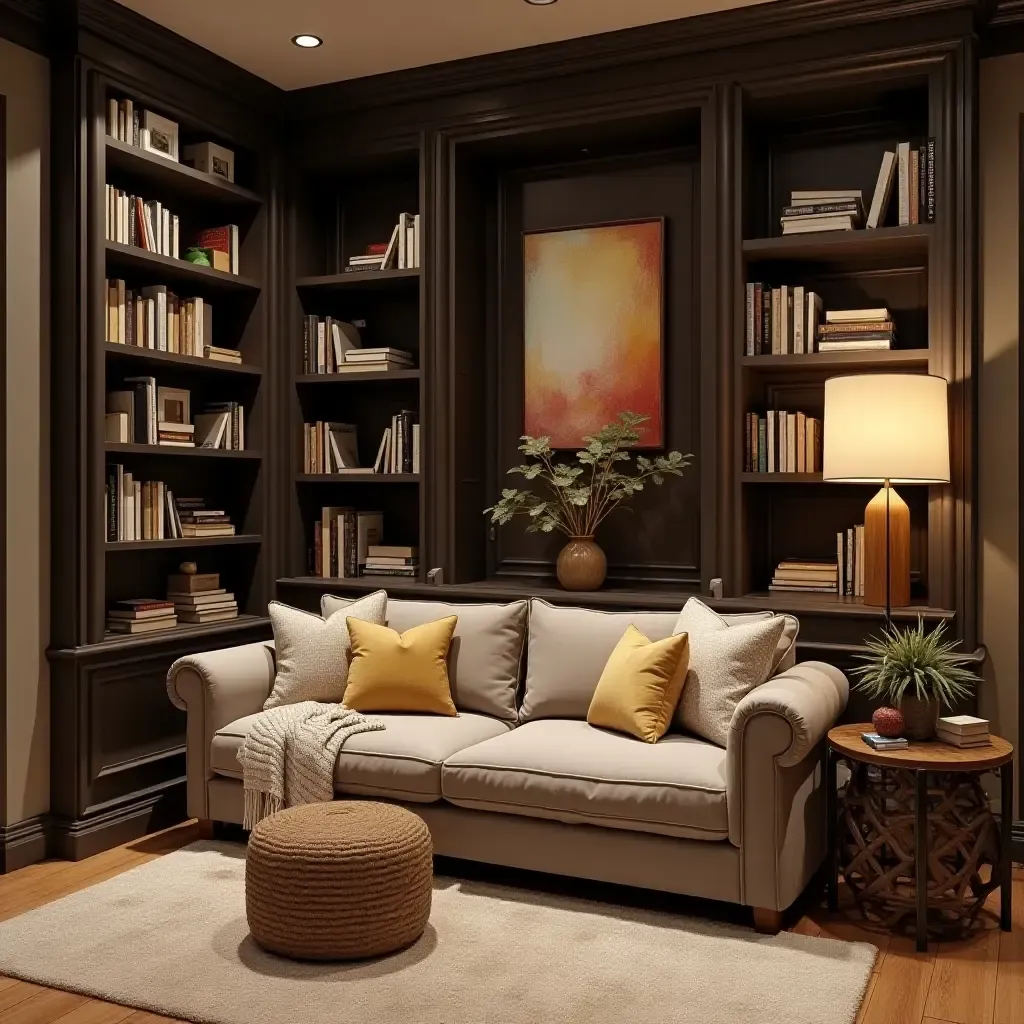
(852, 617, 979, 706)
(484, 412, 692, 538)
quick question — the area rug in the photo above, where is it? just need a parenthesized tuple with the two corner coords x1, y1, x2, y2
(0, 841, 875, 1024)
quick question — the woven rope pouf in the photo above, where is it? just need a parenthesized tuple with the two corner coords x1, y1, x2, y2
(245, 801, 433, 960)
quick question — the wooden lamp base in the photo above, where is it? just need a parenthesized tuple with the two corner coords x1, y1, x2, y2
(863, 484, 910, 608)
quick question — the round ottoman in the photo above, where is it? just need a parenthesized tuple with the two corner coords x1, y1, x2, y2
(245, 801, 433, 960)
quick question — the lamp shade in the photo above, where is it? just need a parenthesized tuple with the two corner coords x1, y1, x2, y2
(822, 373, 950, 484)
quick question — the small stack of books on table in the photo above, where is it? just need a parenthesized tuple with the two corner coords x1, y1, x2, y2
(107, 598, 177, 634)
(818, 308, 895, 353)
(362, 545, 419, 578)
(167, 568, 238, 624)
(862, 732, 909, 751)
(937, 715, 990, 748)
(769, 559, 838, 594)
(780, 190, 863, 235)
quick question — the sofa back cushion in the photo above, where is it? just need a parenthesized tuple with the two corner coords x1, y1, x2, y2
(322, 595, 526, 722)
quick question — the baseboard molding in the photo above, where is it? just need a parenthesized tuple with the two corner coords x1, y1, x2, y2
(0, 814, 49, 873)
(50, 787, 186, 862)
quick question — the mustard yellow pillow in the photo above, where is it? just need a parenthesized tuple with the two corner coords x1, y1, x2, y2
(344, 615, 459, 716)
(586, 625, 690, 743)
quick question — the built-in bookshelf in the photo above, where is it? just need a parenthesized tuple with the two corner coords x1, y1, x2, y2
(287, 150, 425, 582)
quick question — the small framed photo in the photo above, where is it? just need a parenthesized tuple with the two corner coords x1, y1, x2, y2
(183, 141, 235, 183)
(157, 387, 191, 426)
(141, 110, 179, 162)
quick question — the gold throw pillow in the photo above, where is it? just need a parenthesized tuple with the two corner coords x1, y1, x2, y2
(586, 625, 690, 743)
(344, 615, 459, 716)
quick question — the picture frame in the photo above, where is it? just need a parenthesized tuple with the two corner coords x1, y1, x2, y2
(157, 387, 191, 426)
(522, 217, 665, 449)
(183, 141, 236, 183)
(141, 110, 179, 163)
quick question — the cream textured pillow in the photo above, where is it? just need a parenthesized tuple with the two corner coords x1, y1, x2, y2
(672, 597, 785, 747)
(263, 591, 387, 709)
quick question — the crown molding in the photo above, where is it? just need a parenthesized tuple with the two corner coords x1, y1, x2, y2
(0, 0, 47, 53)
(288, 0, 987, 118)
(991, 0, 1024, 21)
(982, 0, 1024, 51)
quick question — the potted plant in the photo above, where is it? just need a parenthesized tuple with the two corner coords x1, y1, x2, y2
(852, 617, 979, 740)
(484, 412, 692, 591)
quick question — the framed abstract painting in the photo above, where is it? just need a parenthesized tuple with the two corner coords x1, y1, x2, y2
(523, 218, 664, 449)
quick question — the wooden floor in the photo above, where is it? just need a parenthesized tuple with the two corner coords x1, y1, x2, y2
(0, 821, 1019, 1024)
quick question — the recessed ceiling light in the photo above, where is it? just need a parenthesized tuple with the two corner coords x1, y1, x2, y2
(524, 0, 558, 5)
(291, 34, 323, 48)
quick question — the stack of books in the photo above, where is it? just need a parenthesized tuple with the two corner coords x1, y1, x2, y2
(937, 715, 990, 748)
(745, 283, 823, 356)
(861, 732, 909, 751)
(303, 422, 362, 474)
(817, 308, 895, 352)
(341, 348, 415, 374)
(743, 410, 822, 474)
(781, 190, 864, 235)
(769, 560, 838, 594)
(107, 598, 177, 635)
(837, 525, 866, 598)
(344, 213, 420, 272)
(204, 345, 242, 364)
(374, 411, 420, 474)
(175, 497, 236, 538)
(167, 569, 238, 624)
(363, 544, 419, 578)
(312, 508, 384, 578)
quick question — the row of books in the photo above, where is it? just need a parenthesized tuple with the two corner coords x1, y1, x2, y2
(300, 316, 415, 375)
(303, 422, 360, 474)
(106, 186, 179, 257)
(744, 284, 823, 356)
(106, 379, 245, 450)
(107, 569, 239, 634)
(376, 411, 420, 475)
(346, 213, 421, 272)
(312, 508, 383, 578)
(105, 473, 236, 542)
(743, 410, 822, 474)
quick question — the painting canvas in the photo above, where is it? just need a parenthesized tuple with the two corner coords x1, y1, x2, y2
(524, 219, 664, 448)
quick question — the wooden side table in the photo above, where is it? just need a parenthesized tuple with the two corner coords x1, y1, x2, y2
(826, 723, 1014, 952)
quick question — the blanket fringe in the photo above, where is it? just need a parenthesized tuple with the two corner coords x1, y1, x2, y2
(243, 787, 282, 830)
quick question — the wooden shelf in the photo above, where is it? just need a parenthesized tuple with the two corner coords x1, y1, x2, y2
(742, 224, 932, 262)
(105, 137, 263, 206)
(737, 591, 955, 620)
(93, 614, 271, 651)
(106, 534, 262, 552)
(294, 370, 420, 384)
(295, 473, 420, 483)
(105, 242, 261, 293)
(295, 269, 420, 291)
(741, 472, 824, 483)
(104, 343, 261, 376)
(105, 443, 261, 460)
(740, 349, 929, 371)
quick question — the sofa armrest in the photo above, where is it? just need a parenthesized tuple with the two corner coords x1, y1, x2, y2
(726, 661, 848, 911)
(167, 641, 276, 819)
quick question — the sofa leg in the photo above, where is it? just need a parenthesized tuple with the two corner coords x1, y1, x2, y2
(196, 819, 215, 839)
(752, 907, 783, 934)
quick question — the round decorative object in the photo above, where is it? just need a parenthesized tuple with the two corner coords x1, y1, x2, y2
(179, 561, 198, 575)
(872, 706, 905, 738)
(183, 247, 212, 266)
(556, 536, 607, 591)
(246, 801, 433, 960)
(900, 695, 941, 740)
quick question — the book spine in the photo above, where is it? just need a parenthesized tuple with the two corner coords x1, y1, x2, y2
(926, 138, 936, 223)
(793, 285, 805, 355)
(771, 289, 780, 355)
(761, 286, 770, 355)
(757, 418, 767, 473)
(107, 465, 118, 541)
(897, 142, 910, 227)
(917, 144, 926, 226)
(745, 283, 754, 357)
(767, 410, 775, 473)
(781, 201, 862, 216)
(346, 512, 357, 577)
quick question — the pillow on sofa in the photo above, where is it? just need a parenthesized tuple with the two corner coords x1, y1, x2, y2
(520, 600, 683, 722)
(263, 591, 387, 709)
(672, 597, 785, 746)
(344, 615, 459, 716)
(587, 625, 690, 743)
(322, 595, 527, 722)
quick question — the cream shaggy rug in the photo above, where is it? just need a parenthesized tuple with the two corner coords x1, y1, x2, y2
(0, 841, 875, 1024)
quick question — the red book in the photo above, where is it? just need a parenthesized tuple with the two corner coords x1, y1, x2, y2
(365, 243, 388, 255)
(112, 599, 174, 612)
(195, 226, 230, 254)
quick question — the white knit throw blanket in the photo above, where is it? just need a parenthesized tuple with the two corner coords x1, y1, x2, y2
(236, 701, 386, 829)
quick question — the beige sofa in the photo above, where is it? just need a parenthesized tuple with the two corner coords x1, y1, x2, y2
(167, 596, 848, 930)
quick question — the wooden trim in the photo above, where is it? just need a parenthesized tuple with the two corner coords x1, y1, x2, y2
(0, 90, 6, 832)
(0, 814, 48, 873)
(0, 0, 46, 55)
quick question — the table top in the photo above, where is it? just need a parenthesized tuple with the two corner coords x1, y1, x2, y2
(828, 723, 1014, 771)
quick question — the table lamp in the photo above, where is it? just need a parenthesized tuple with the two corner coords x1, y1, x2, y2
(822, 374, 949, 619)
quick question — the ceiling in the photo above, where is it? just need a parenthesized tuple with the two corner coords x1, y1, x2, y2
(113, 0, 774, 91)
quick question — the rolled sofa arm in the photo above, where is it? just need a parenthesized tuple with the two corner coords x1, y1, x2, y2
(167, 641, 276, 819)
(726, 661, 848, 911)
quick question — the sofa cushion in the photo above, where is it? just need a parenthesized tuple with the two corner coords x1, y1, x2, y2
(323, 595, 526, 723)
(211, 711, 511, 803)
(441, 719, 729, 841)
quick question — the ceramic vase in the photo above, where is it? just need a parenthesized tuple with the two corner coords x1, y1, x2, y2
(899, 695, 941, 741)
(556, 537, 607, 591)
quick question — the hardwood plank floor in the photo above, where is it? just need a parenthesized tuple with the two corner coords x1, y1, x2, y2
(0, 822, 1016, 1024)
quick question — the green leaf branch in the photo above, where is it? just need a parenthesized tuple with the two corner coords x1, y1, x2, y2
(484, 412, 693, 538)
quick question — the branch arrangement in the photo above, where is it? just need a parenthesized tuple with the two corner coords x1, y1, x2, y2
(484, 412, 692, 538)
